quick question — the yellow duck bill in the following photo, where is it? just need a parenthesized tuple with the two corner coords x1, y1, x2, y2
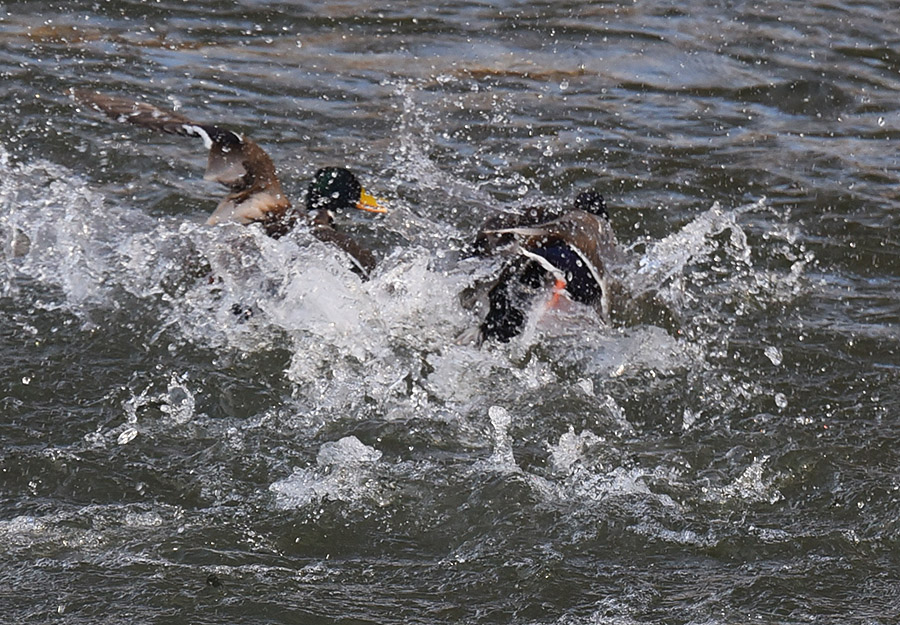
(356, 188, 387, 213)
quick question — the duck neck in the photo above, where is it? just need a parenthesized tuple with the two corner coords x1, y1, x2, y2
(308, 208, 336, 228)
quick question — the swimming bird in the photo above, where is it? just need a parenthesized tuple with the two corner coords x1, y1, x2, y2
(71, 89, 385, 278)
(469, 191, 622, 343)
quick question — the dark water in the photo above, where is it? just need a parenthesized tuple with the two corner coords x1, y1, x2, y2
(1, 1, 899, 623)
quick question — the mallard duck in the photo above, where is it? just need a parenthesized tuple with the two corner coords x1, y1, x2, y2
(71, 89, 385, 278)
(470, 191, 622, 342)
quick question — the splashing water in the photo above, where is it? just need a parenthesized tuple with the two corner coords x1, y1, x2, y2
(270, 436, 386, 508)
(0, 140, 813, 426)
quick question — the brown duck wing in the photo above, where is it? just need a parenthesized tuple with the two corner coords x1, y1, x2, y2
(473, 205, 565, 256)
(489, 211, 619, 270)
(72, 89, 291, 228)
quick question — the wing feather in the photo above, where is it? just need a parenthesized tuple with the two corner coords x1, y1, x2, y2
(72, 89, 291, 227)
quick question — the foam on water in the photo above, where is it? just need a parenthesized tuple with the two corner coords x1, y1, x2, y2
(540, 427, 681, 511)
(706, 455, 784, 505)
(549, 427, 607, 475)
(0, 502, 185, 557)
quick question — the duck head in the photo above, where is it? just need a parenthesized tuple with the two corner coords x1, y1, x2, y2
(306, 167, 385, 216)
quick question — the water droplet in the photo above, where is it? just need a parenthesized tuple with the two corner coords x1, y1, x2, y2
(682, 409, 700, 431)
(774, 393, 788, 409)
(117, 427, 139, 445)
(559, 80, 569, 91)
(488, 405, 511, 431)
(764, 346, 783, 366)
(576, 378, 594, 396)
(878, 116, 885, 127)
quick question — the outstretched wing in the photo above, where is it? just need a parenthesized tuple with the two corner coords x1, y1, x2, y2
(472, 205, 564, 256)
(72, 89, 292, 227)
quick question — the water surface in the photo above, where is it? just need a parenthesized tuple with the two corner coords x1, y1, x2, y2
(1, 1, 899, 624)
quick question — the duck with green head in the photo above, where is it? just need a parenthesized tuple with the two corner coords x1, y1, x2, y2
(71, 90, 386, 279)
